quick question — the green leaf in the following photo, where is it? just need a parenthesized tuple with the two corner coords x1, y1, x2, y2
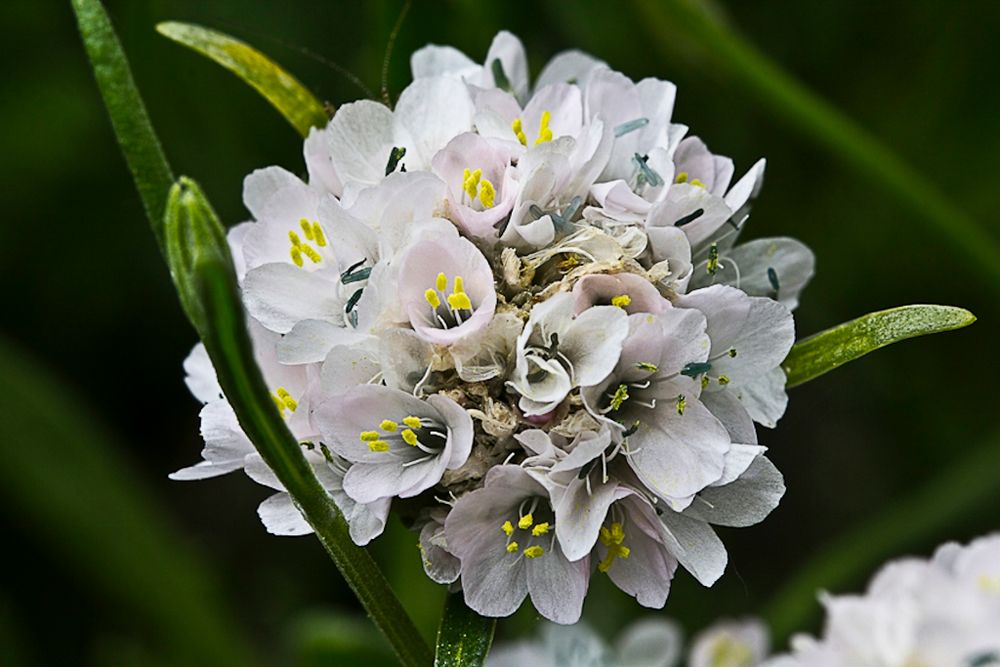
(434, 594, 496, 667)
(165, 177, 433, 667)
(156, 21, 330, 137)
(764, 428, 1000, 641)
(0, 335, 253, 666)
(628, 0, 1000, 292)
(783, 304, 976, 388)
(71, 0, 174, 250)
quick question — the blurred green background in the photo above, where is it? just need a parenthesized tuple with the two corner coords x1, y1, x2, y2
(1, 0, 998, 664)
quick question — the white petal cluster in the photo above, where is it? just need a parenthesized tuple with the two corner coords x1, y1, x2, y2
(766, 534, 1000, 667)
(486, 617, 767, 667)
(173, 31, 815, 623)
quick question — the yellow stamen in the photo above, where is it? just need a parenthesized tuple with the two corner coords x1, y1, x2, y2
(425, 289, 441, 309)
(501, 520, 514, 536)
(518, 514, 533, 530)
(379, 419, 398, 432)
(300, 218, 314, 241)
(676, 395, 687, 415)
(453, 275, 465, 294)
(288, 230, 302, 247)
(506, 541, 519, 553)
(610, 384, 630, 411)
(401, 429, 418, 446)
(478, 178, 495, 208)
(717, 375, 730, 386)
(447, 292, 473, 311)
(610, 294, 632, 309)
(312, 222, 327, 247)
(636, 362, 659, 372)
(290, 246, 304, 267)
(709, 638, 754, 667)
(402, 416, 422, 429)
(463, 168, 482, 200)
(368, 440, 390, 452)
(531, 522, 550, 536)
(360, 431, 380, 442)
(435, 272, 448, 292)
(675, 171, 689, 184)
(523, 545, 544, 559)
(511, 117, 527, 146)
(689, 178, 705, 188)
(535, 110, 553, 145)
(701, 375, 711, 390)
(597, 522, 630, 572)
(301, 245, 322, 264)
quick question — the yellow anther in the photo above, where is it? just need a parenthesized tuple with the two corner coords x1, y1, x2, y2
(717, 375, 730, 385)
(312, 222, 327, 247)
(535, 110, 553, 145)
(379, 419, 398, 432)
(301, 245, 322, 264)
(401, 429, 418, 446)
(288, 230, 302, 246)
(611, 294, 632, 309)
(523, 545, 544, 559)
(300, 218, 315, 241)
(610, 384, 630, 411)
(675, 171, 689, 184)
(531, 522, 550, 537)
(368, 440, 390, 452)
(425, 289, 441, 309)
(463, 168, 482, 200)
(511, 117, 527, 146)
(676, 395, 687, 415)
(453, 275, 465, 294)
(403, 416, 422, 429)
(598, 522, 630, 572)
(709, 638, 754, 667)
(478, 178, 496, 209)
(501, 520, 514, 536)
(689, 178, 705, 188)
(290, 246, 304, 267)
(506, 541, 519, 553)
(447, 292, 473, 311)
(518, 514, 534, 530)
(360, 431, 380, 442)
(636, 362, 659, 372)
(276, 390, 298, 411)
(557, 254, 580, 271)
(436, 272, 448, 292)
(701, 375, 711, 390)
(978, 574, 1000, 593)
(272, 394, 285, 412)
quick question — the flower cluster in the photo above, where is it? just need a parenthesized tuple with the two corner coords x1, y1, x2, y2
(486, 617, 767, 667)
(173, 31, 815, 623)
(765, 534, 1000, 667)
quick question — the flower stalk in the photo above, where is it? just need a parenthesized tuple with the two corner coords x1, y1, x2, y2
(165, 178, 433, 667)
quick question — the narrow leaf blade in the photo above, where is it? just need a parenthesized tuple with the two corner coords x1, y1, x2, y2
(164, 177, 433, 667)
(435, 594, 496, 667)
(784, 304, 976, 387)
(156, 21, 330, 137)
(72, 0, 174, 249)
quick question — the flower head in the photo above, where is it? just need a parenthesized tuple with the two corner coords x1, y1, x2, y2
(175, 29, 813, 624)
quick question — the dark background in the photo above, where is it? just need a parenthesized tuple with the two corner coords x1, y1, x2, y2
(1, 1, 998, 664)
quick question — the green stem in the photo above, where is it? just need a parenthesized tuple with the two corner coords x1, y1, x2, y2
(762, 429, 1000, 643)
(630, 0, 1000, 291)
(434, 594, 496, 667)
(194, 258, 433, 667)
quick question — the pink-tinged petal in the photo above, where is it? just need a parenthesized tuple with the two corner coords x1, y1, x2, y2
(397, 236, 497, 346)
(571, 273, 670, 315)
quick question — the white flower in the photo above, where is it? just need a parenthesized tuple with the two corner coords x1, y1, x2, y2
(174, 29, 813, 621)
(766, 534, 1000, 667)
